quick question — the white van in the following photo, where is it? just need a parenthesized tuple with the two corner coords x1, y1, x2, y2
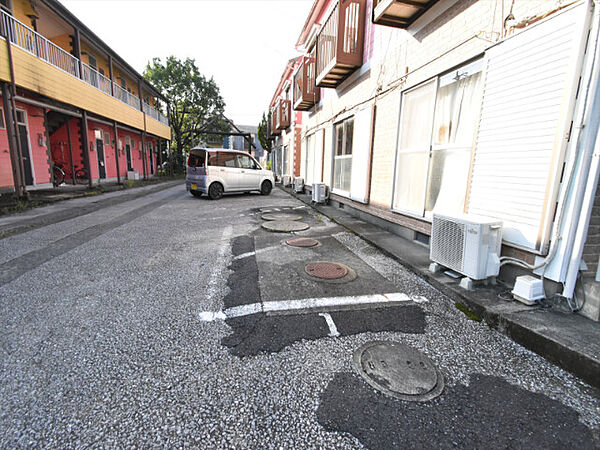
(186, 148, 274, 200)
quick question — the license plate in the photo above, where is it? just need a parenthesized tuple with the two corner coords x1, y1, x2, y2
(191, 183, 197, 190)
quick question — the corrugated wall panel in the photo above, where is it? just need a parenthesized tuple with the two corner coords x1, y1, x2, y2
(467, 4, 585, 251)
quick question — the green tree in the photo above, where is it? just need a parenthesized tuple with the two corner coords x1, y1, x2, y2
(258, 112, 272, 153)
(144, 56, 226, 160)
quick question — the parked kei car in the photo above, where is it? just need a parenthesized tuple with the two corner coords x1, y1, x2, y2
(185, 148, 274, 200)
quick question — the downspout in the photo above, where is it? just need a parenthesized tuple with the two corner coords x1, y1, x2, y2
(562, 0, 600, 304)
(113, 121, 121, 185)
(1, 24, 28, 198)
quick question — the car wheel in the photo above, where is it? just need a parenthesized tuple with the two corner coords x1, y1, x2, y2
(261, 180, 272, 196)
(208, 182, 224, 200)
(190, 190, 202, 198)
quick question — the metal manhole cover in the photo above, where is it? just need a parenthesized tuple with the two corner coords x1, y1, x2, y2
(262, 213, 303, 221)
(262, 221, 309, 232)
(286, 238, 320, 248)
(305, 262, 348, 279)
(353, 341, 444, 402)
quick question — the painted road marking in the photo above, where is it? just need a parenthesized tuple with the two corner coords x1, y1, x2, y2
(198, 292, 427, 322)
(319, 312, 340, 337)
(204, 225, 233, 304)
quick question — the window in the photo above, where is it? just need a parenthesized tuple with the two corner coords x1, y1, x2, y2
(282, 146, 289, 176)
(392, 59, 482, 217)
(188, 150, 206, 168)
(333, 117, 353, 192)
(208, 151, 238, 168)
(0, 107, 5, 130)
(304, 133, 318, 185)
(104, 132, 110, 145)
(125, 136, 130, 146)
(237, 154, 256, 169)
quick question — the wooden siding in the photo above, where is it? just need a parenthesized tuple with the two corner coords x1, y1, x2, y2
(145, 114, 171, 140)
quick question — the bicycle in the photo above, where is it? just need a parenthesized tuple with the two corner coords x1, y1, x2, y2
(52, 163, 66, 187)
(74, 166, 89, 185)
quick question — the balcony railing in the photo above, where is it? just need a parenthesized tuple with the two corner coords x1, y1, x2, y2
(315, 0, 366, 88)
(113, 84, 141, 110)
(293, 53, 320, 111)
(0, 9, 168, 127)
(372, 0, 439, 28)
(81, 62, 112, 96)
(1, 9, 80, 78)
(275, 98, 291, 130)
(270, 109, 281, 137)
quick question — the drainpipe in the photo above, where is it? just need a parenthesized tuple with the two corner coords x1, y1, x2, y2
(80, 110, 93, 188)
(562, 0, 600, 303)
(1, 24, 28, 198)
(1, 82, 24, 196)
(113, 121, 121, 185)
(138, 78, 147, 180)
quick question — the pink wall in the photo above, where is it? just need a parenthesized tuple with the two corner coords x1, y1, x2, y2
(0, 98, 51, 188)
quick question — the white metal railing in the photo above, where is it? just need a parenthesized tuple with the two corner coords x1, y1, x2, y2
(81, 62, 112, 96)
(158, 111, 169, 125)
(0, 9, 168, 126)
(114, 83, 141, 109)
(1, 9, 79, 78)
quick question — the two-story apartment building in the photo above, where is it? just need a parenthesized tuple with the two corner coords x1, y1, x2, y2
(268, 57, 304, 182)
(280, 0, 600, 321)
(0, 0, 171, 196)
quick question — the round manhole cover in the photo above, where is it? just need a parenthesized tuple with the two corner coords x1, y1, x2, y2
(286, 238, 320, 248)
(262, 221, 309, 232)
(353, 341, 444, 402)
(262, 213, 303, 221)
(305, 262, 348, 279)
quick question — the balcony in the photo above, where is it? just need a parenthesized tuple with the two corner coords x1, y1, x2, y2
(0, 10, 170, 136)
(275, 98, 291, 130)
(315, 0, 366, 88)
(372, 0, 440, 28)
(270, 109, 281, 137)
(293, 54, 320, 111)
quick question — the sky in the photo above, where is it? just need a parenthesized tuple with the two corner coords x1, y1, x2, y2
(60, 0, 314, 126)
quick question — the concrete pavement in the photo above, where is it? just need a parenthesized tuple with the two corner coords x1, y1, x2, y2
(0, 183, 598, 447)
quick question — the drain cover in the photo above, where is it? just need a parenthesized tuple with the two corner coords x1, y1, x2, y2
(353, 341, 444, 402)
(286, 238, 320, 247)
(262, 213, 303, 221)
(305, 261, 348, 279)
(262, 221, 309, 232)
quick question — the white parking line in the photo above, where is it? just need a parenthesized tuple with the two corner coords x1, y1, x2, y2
(204, 225, 233, 304)
(319, 312, 340, 337)
(198, 292, 426, 322)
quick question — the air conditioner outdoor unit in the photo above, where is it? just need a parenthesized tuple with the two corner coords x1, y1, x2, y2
(282, 175, 292, 187)
(312, 183, 328, 203)
(294, 177, 304, 193)
(430, 213, 502, 284)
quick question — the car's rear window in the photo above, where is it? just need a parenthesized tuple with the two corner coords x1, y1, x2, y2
(208, 152, 238, 168)
(188, 150, 206, 168)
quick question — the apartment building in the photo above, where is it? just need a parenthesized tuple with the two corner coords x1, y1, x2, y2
(0, 0, 171, 196)
(268, 57, 303, 182)
(279, 0, 600, 321)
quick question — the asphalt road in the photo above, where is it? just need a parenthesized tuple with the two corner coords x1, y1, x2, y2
(0, 184, 599, 448)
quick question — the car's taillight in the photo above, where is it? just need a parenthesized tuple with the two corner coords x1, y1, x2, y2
(198, 167, 206, 175)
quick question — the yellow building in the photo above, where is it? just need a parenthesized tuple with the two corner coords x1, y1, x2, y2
(0, 0, 171, 195)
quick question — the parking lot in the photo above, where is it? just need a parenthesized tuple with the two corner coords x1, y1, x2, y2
(1, 185, 599, 448)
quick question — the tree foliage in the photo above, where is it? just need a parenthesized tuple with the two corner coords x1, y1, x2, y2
(144, 56, 226, 157)
(258, 112, 272, 153)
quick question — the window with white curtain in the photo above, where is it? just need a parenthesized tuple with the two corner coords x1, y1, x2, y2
(392, 59, 482, 218)
(304, 133, 316, 185)
(333, 117, 354, 193)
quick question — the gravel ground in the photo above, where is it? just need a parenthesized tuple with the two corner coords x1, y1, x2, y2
(0, 185, 598, 448)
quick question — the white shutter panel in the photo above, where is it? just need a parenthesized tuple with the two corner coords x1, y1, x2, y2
(350, 106, 372, 203)
(467, 4, 587, 251)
